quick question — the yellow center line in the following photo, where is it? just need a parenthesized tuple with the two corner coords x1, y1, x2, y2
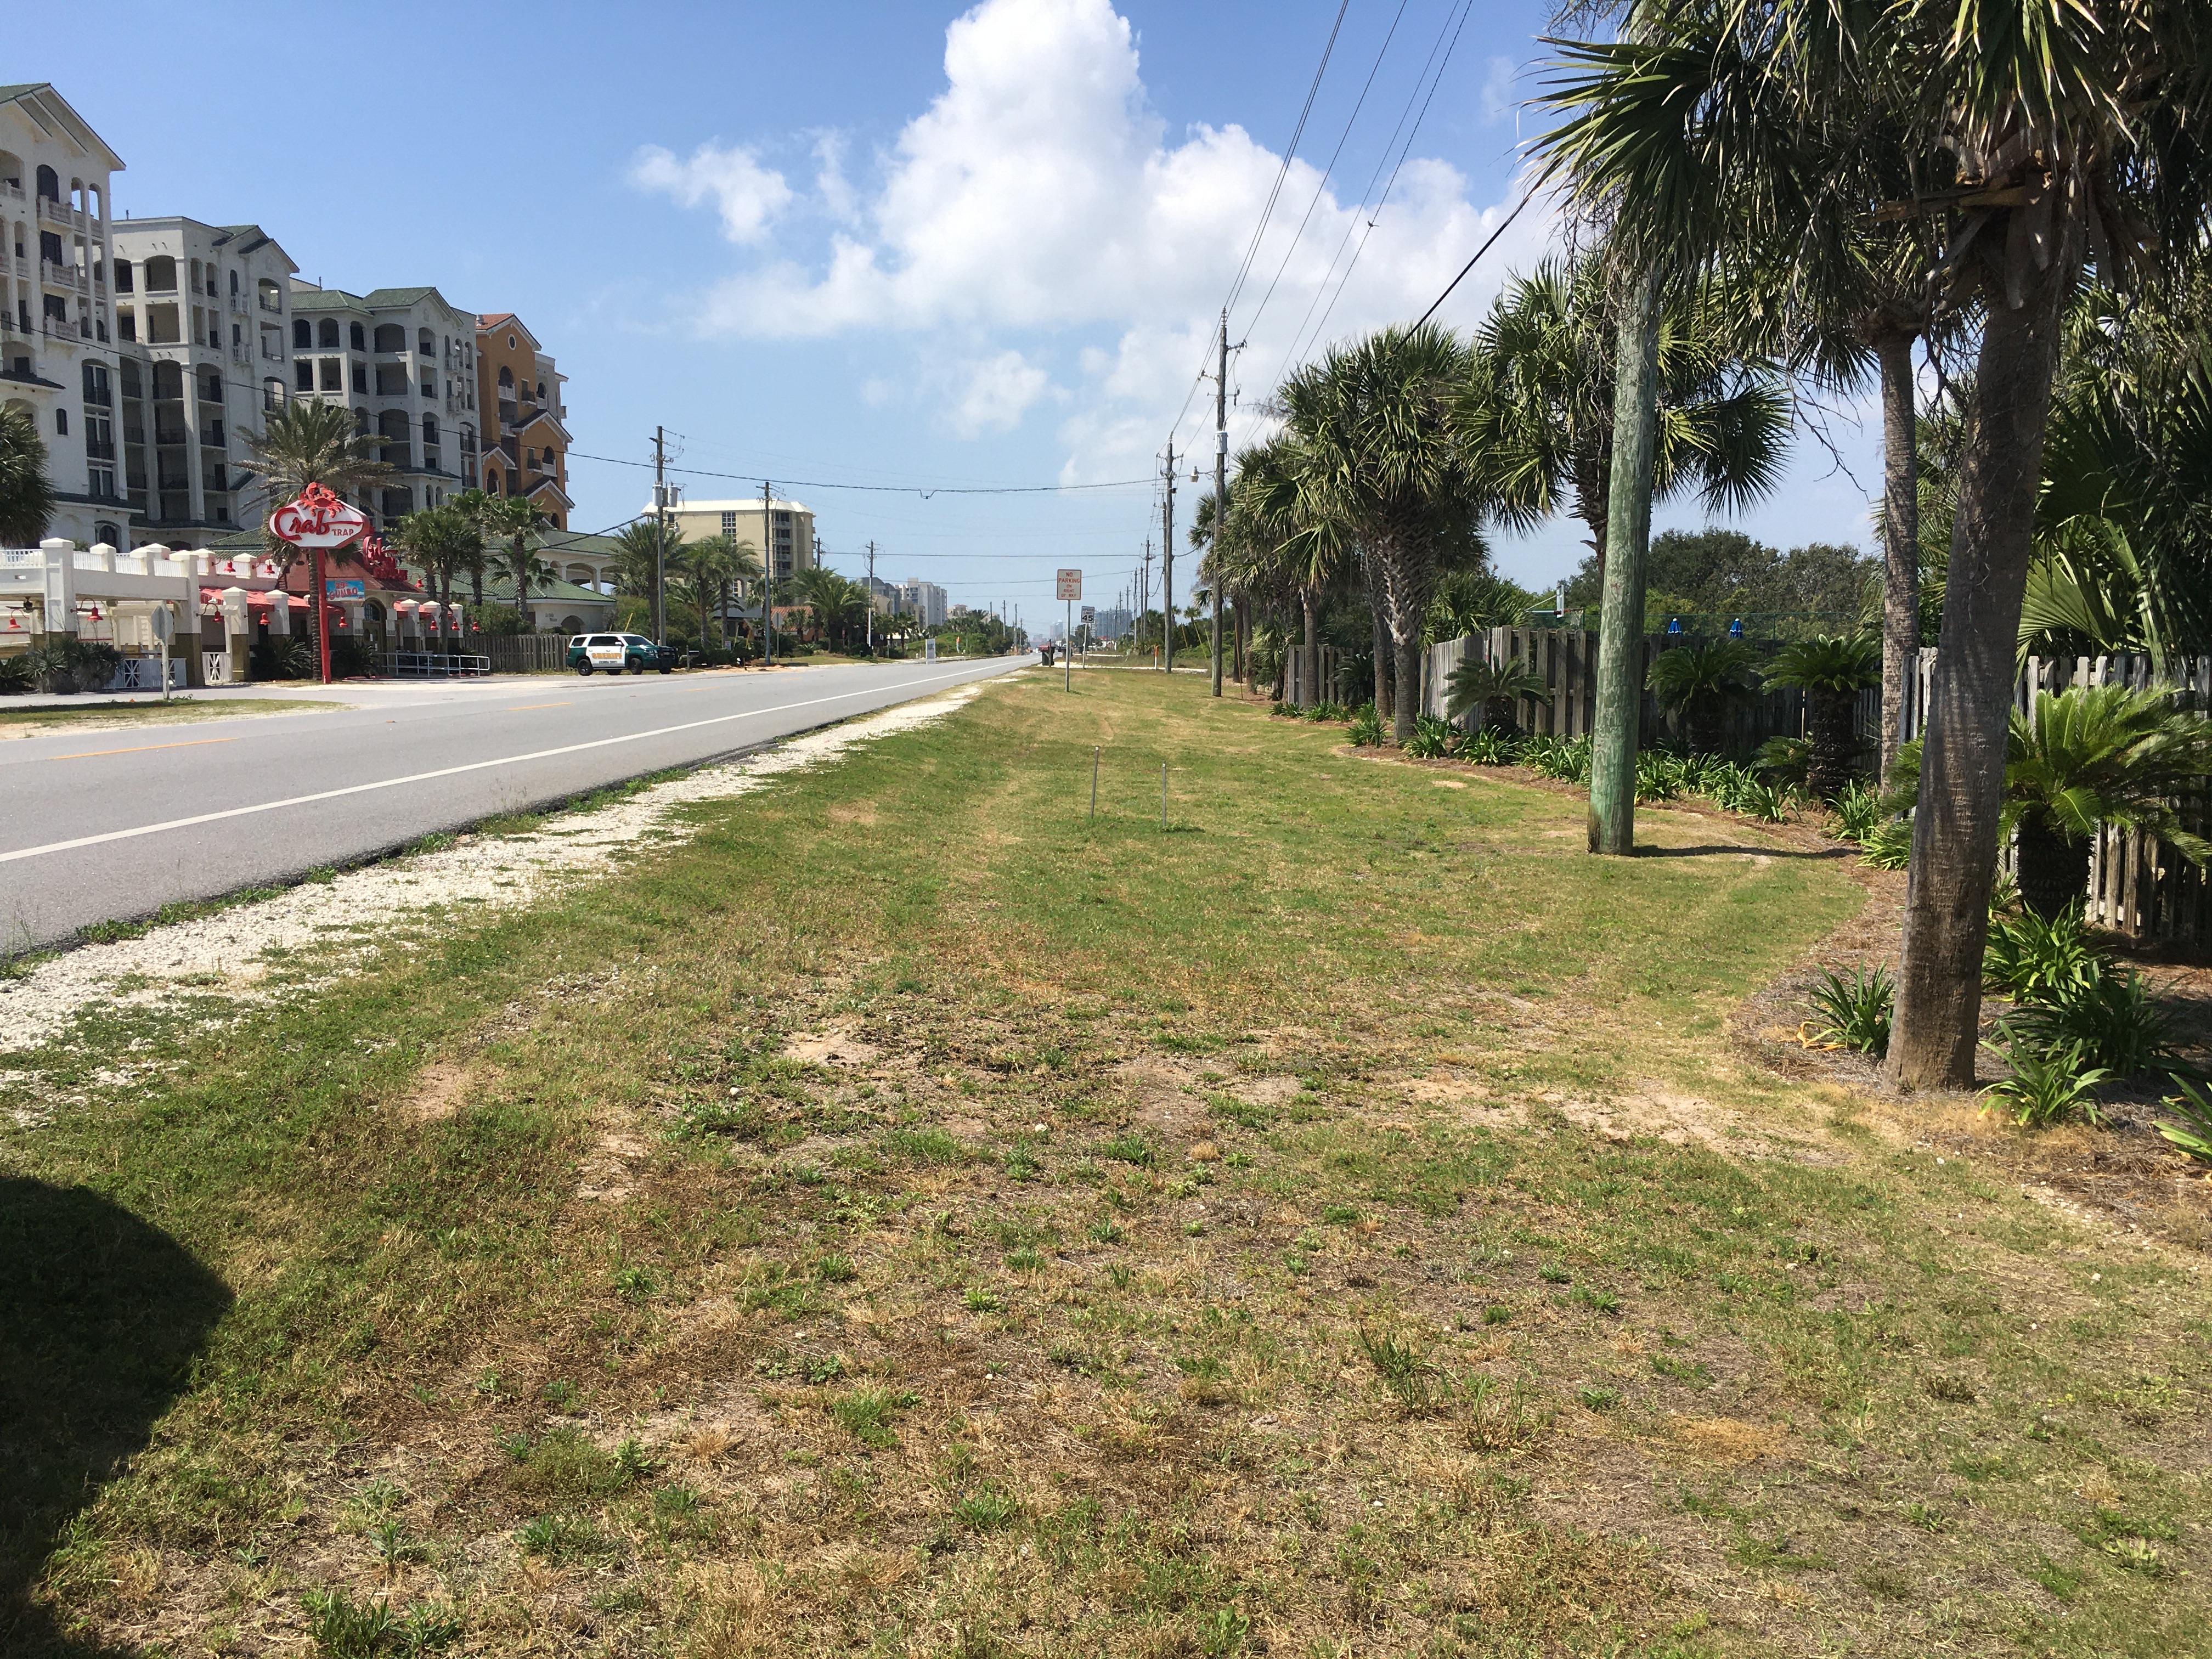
(505, 702, 573, 711)
(53, 736, 239, 760)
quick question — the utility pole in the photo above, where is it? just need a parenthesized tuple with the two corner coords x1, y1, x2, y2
(652, 426, 668, 644)
(1140, 539, 1154, 662)
(761, 480, 775, 666)
(865, 539, 876, 655)
(1161, 439, 1176, 673)
(1211, 310, 1228, 697)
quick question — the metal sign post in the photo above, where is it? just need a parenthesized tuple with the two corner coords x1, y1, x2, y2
(1056, 569, 1081, 692)
(268, 482, 370, 685)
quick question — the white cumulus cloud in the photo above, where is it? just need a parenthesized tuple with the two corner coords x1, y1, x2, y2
(630, 141, 794, 244)
(635, 0, 1552, 461)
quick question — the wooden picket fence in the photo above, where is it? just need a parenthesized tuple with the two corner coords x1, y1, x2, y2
(479, 634, 571, 674)
(1420, 632, 2212, 951)
(1899, 650, 2212, 951)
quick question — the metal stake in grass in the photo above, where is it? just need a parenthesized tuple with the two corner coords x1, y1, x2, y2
(1160, 761, 1168, 831)
(1090, 746, 1099, 822)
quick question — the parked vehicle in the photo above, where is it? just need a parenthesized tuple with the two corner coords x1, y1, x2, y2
(568, 633, 677, 675)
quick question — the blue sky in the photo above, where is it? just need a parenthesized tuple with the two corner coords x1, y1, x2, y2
(77, 0, 1882, 618)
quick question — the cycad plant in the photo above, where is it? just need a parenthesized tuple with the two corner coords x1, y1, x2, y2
(1646, 640, 1758, 754)
(1442, 658, 1551, 733)
(2005, 682, 2212, 921)
(1763, 634, 1881, 799)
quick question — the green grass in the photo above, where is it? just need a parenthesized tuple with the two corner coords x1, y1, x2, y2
(2, 669, 2205, 1657)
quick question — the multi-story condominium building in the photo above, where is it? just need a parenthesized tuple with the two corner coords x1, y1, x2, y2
(1, 83, 133, 549)
(656, 496, 816, 586)
(475, 313, 570, 530)
(108, 217, 296, 534)
(287, 281, 478, 531)
(864, 575, 901, 614)
(898, 579, 948, 629)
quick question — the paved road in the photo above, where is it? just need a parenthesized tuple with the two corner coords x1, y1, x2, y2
(0, 658, 1026, 952)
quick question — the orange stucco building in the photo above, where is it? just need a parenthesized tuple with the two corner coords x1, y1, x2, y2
(474, 313, 571, 531)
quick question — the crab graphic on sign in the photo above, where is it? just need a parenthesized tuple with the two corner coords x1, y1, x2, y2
(268, 482, 370, 549)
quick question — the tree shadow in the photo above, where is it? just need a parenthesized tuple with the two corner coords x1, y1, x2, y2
(1632, 843, 1855, 861)
(0, 1179, 231, 1656)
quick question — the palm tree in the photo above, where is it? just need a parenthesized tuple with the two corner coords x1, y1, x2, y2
(238, 400, 391, 560)
(1538, 0, 2212, 1088)
(1219, 436, 1351, 712)
(1647, 640, 1760, 756)
(673, 533, 760, 649)
(0, 404, 55, 546)
(474, 495, 550, 627)
(1277, 326, 1497, 741)
(390, 504, 482, 614)
(2005, 684, 2212, 921)
(1763, 634, 1881, 799)
(1467, 252, 1791, 596)
(1443, 658, 1553, 734)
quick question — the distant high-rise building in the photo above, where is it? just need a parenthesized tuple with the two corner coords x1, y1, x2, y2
(897, 579, 947, 628)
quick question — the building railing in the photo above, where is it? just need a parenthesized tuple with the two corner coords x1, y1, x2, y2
(384, 651, 491, 679)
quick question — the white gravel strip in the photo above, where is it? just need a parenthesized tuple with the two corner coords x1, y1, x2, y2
(0, 682, 991, 1058)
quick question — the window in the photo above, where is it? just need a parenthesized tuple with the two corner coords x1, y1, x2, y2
(417, 328, 433, 356)
(144, 255, 175, 291)
(294, 318, 312, 349)
(95, 520, 121, 546)
(40, 229, 63, 264)
(36, 163, 58, 200)
(349, 321, 366, 351)
(233, 323, 242, 346)
(720, 511, 737, 534)
(229, 269, 239, 294)
(542, 447, 557, 471)
(536, 381, 546, 401)
(525, 448, 537, 470)
(507, 334, 516, 349)
(117, 309, 136, 342)
(351, 363, 367, 393)
(498, 365, 514, 389)
(420, 373, 434, 399)
(202, 372, 222, 405)
(82, 362, 111, 406)
(317, 317, 338, 348)
(263, 377, 285, 412)
(319, 358, 342, 391)
(115, 258, 133, 293)
(373, 323, 404, 353)
(296, 361, 314, 391)
(55, 409, 67, 435)
(120, 360, 142, 398)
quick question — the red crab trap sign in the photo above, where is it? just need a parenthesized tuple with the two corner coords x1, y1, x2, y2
(268, 483, 371, 684)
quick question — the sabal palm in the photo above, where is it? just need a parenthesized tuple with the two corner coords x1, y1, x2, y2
(1277, 325, 1491, 741)
(674, 534, 759, 648)
(1763, 633, 1881, 799)
(0, 404, 55, 545)
(1443, 658, 1552, 733)
(239, 400, 391, 560)
(1539, 0, 2212, 1088)
(1468, 252, 1789, 589)
(1219, 436, 1351, 711)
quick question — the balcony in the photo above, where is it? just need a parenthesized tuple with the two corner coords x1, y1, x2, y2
(36, 196, 78, 227)
(231, 340, 250, 365)
(229, 291, 249, 313)
(0, 179, 21, 205)
(86, 436, 116, 461)
(202, 422, 227, 448)
(41, 314, 88, 342)
(41, 259, 83, 289)
(154, 427, 189, 447)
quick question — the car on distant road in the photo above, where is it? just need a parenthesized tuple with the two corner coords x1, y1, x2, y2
(568, 633, 678, 676)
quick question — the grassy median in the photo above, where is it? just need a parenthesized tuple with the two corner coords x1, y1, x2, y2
(2, 668, 2205, 1658)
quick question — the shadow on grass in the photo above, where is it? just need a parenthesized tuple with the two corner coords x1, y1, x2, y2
(0, 1179, 230, 1656)
(1632, 843, 1856, 861)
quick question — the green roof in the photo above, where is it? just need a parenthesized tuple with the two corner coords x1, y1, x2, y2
(479, 575, 610, 606)
(290, 284, 457, 314)
(541, 531, 624, 557)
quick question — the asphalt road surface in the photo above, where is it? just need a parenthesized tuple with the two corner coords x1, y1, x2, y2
(1, 657, 1027, 952)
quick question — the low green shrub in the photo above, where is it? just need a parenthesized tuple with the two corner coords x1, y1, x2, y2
(2003, 966, 2182, 1079)
(1348, 703, 1384, 746)
(1404, 714, 1455, 759)
(1806, 965, 1892, 1056)
(1982, 1032, 2110, 1128)
(1457, 726, 1521, 765)
(1753, 734, 1812, 787)
(1832, 779, 1884, 843)
(0, 652, 34, 695)
(2156, 1077, 2212, 1163)
(1983, 907, 2104, 1004)
(1860, 815, 1914, 870)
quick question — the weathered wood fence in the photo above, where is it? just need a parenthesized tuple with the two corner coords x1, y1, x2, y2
(479, 634, 571, 674)
(1419, 633, 2211, 951)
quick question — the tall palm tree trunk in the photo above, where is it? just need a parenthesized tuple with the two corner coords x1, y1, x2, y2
(1888, 255, 2074, 1092)
(1876, 329, 1920, 787)
(1362, 556, 1390, 719)
(1589, 268, 1661, 855)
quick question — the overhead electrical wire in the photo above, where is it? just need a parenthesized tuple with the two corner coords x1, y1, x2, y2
(1280, 0, 1479, 379)
(566, 449, 1152, 498)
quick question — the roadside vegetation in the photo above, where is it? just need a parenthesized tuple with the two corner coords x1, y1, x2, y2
(0, 698, 342, 735)
(4, 671, 2206, 1658)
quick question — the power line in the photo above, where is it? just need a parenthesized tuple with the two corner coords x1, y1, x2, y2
(567, 450, 1152, 498)
(1413, 187, 1537, 329)
(1279, 0, 1479, 379)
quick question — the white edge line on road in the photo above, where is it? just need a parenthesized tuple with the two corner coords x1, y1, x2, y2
(0, 665, 1014, 866)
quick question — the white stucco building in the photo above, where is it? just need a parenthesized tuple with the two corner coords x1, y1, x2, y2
(106, 217, 297, 537)
(1, 83, 133, 551)
(287, 281, 479, 531)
